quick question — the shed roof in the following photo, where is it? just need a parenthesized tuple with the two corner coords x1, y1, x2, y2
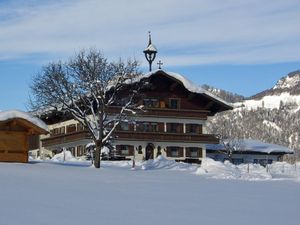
(0, 110, 49, 134)
(206, 139, 294, 154)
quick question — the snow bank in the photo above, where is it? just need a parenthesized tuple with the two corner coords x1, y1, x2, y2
(101, 156, 300, 181)
(51, 150, 78, 162)
(0, 109, 49, 132)
(197, 158, 300, 181)
(198, 158, 272, 180)
(141, 155, 198, 171)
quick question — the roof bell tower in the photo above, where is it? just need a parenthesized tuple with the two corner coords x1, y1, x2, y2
(143, 31, 157, 72)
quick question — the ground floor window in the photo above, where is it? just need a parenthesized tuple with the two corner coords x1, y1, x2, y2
(232, 158, 244, 165)
(116, 145, 134, 156)
(254, 159, 273, 166)
(67, 147, 76, 156)
(77, 145, 84, 157)
(166, 147, 183, 158)
(186, 147, 201, 158)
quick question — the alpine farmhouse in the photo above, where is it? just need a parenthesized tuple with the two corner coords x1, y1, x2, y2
(36, 70, 232, 163)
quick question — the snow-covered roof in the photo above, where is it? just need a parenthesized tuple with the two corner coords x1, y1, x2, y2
(141, 70, 233, 109)
(206, 139, 294, 154)
(144, 43, 157, 52)
(0, 110, 49, 133)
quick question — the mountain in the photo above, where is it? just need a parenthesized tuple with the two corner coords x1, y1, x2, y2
(231, 71, 300, 111)
(205, 70, 300, 160)
(252, 70, 300, 99)
(201, 84, 245, 103)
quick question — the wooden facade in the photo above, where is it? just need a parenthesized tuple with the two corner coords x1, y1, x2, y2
(0, 116, 48, 163)
(39, 70, 232, 162)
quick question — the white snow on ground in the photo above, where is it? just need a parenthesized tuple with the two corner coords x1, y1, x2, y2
(1, 157, 300, 225)
(0, 109, 49, 132)
(51, 150, 78, 162)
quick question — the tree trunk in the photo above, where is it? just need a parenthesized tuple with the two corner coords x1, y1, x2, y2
(94, 141, 102, 168)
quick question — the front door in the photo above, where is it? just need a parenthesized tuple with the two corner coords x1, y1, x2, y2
(145, 144, 154, 160)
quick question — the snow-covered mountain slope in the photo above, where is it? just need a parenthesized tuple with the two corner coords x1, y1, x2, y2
(273, 70, 300, 90)
(234, 70, 300, 111)
(234, 92, 300, 111)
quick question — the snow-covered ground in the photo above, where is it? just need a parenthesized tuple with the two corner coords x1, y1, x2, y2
(1, 157, 300, 225)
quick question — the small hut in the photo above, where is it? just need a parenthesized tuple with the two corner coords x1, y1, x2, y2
(0, 110, 49, 163)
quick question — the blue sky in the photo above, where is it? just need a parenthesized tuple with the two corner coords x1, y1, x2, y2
(0, 0, 300, 110)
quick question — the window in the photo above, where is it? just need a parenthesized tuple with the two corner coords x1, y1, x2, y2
(120, 145, 129, 155)
(143, 98, 159, 108)
(67, 147, 76, 156)
(77, 145, 84, 157)
(117, 145, 134, 156)
(186, 124, 202, 134)
(50, 126, 65, 136)
(137, 122, 159, 132)
(232, 158, 244, 165)
(66, 124, 76, 133)
(169, 98, 180, 109)
(166, 147, 183, 158)
(77, 123, 85, 131)
(120, 122, 129, 131)
(186, 147, 201, 158)
(167, 123, 183, 133)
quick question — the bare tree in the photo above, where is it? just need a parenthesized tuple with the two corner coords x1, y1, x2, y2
(30, 49, 142, 168)
(209, 116, 245, 162)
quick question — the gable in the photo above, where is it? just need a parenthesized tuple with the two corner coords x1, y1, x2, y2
(140, 70, 233, 115)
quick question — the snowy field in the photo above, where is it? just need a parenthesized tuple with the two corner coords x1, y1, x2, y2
(1, 157, 300, 225)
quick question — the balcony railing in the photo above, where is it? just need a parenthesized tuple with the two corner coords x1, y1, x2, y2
(108, 106, 209, 119)
(42, 130, 91, 147)
(42, 130, 219, 147)
(114, 131, 219, 144)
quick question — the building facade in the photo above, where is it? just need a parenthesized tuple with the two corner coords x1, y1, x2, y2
(38, 70, 232, 163)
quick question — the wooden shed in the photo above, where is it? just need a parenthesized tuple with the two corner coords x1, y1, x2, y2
(0, 110, 49, 163)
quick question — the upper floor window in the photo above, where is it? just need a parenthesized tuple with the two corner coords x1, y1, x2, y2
(66, 124, 77, 133)
(169, 98, 180, 109)
(120, 122, 130, 131)
(186, 124, 202, 134)
(137, 122, 159, 132)
(143, 98, 159, 108)
(50, 126, 65, 136)
(77, 123, 85, 131)
(167, 123, 183, 133)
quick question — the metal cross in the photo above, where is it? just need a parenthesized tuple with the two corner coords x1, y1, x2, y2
(157, 60, 163, 69)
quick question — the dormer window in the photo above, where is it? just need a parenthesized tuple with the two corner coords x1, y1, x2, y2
(169, 98, 180, 109)
(143, 98, 159, 108)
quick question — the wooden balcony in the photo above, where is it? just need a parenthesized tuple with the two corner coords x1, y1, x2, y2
(108, 106, 209, 119)
(42, 131, 91, 147)
(41, 130, 219, 147)
(114, 131, 219, 144)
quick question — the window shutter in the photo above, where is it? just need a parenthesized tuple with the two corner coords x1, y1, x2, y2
(129, 146, 134, 156)
(166, 147, 171, 157)
(179, 147, 184, 157)
(186, 148, 190, 157)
